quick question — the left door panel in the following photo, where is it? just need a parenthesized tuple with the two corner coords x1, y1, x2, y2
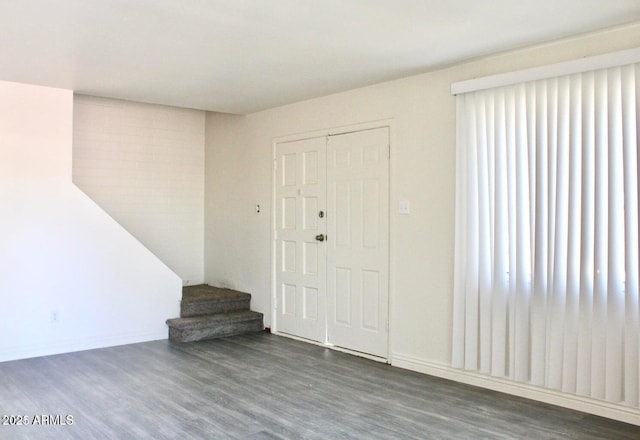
(275, 137, 327, 342)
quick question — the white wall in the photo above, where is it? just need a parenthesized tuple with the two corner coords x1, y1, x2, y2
(73, 95, 205, 284)
(204, 23, 640, 424)
(0, 81, 182, 362)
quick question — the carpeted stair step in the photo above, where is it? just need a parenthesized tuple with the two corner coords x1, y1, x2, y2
(180, 285, 251, 318)
(166, 310, 264, 343)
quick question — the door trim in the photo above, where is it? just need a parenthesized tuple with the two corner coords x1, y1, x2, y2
(272, 119, 395, 144)
(271, 119, 394, 360)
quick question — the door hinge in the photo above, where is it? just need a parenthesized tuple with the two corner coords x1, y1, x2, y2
(273, 158, 278, 170)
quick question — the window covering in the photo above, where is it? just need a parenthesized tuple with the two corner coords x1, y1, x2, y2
(453, 61, 640, 408)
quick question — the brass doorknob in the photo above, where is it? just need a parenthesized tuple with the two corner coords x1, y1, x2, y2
(315, 234, 325, 242)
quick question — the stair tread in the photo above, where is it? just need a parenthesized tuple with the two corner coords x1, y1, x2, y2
(166, 310, 263, 329)
(182, 285, 251, 304)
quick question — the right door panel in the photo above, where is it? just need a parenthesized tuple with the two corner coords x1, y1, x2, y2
(326, 127, 390, 358)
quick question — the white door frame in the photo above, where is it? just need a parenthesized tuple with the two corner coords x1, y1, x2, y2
(271, 119, 394, 361)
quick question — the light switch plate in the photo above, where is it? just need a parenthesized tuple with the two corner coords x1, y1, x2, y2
(399, 200, 411, 215)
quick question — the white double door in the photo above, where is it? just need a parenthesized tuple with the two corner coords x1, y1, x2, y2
(274, 127, 389, 358)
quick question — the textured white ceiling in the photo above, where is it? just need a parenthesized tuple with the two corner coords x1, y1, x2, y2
(1, 0, 639, 114)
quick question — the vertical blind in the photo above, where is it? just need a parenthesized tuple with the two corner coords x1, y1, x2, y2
(453, 62, 640, 408)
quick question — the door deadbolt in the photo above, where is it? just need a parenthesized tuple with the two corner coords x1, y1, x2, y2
(315, 234, 326, 242)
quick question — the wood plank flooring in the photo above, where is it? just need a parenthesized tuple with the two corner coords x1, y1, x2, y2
(0, 332, 638, 439)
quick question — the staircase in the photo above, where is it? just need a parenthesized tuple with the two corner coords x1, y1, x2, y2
(166, 285, 264, 342)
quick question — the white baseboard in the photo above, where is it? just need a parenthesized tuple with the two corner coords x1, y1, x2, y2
(0, 330, 168, 363)
(391, 353, 640, 426)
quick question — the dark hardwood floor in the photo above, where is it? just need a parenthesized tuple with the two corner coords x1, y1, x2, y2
(0, 332, 638, 439)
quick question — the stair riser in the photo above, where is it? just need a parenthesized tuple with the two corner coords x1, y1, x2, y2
(169, 319, 263, 343)
(180, 299, 250, 318)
